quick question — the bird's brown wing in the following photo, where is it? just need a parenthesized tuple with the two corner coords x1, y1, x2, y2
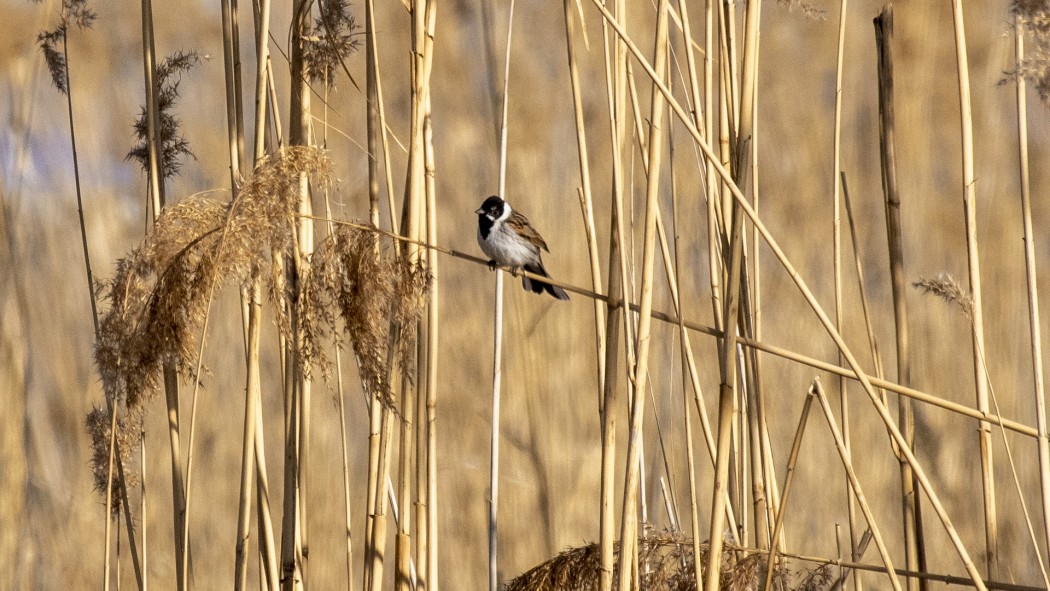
(506, 211, 550, 252)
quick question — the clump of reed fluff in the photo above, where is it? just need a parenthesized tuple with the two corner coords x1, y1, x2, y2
(1014, 0, 1050, 104)
(94, 147, 438, 499)
(913, 273, 974, 320)
(505, 536, 831, 591)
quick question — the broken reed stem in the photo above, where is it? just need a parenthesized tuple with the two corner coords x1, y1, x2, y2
(949, 0, 998, 576)
(874, 10, 923, 587)
(616, 1, 669, 587)
(812, 380, 904, 591)
(762, 386, 815, 591)
(1013, 13, 1050, 566)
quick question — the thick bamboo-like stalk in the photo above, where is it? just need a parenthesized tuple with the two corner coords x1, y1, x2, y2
(1013, 14, 1050, 567)
(234, 279, 262, 591)
(762, 387, 815, 591)
(616, 1, 669, 587)
(873, 11, 924, 587)
(948, 0, 997, 576)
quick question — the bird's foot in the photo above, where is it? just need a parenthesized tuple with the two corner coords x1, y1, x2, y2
(487, 260, 498, 271)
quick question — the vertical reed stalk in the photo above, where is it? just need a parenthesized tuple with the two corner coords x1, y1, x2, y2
(874, 10, 924, 587)
(616, 1, 669, 587)
(948, 0, 997, 575)
(597, 0, 630, 585)
(234, 278, 262, 591)
(1013, 13, 1050, 563)
(136, 0, 186, 587)
(562, 0, 606, 396)
(423, 93, 440, 591)
(489, 2, 514, 587)
(830, 1, 860, 586)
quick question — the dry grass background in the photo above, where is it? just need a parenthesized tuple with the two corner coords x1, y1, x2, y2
(2, 0, 1050, 589)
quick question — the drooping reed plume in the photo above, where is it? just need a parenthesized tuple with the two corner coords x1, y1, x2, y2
(89, 147, 331, 490)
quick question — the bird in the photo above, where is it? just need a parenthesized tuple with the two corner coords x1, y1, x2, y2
(475, 195, 570, 301)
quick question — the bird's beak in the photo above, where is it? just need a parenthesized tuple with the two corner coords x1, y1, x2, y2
(475, 208, 484, 215)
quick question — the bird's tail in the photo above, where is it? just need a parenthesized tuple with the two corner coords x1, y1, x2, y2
(523, 263, 570, 301)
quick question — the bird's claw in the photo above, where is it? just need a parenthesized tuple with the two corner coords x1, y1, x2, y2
(487, 260, 498, 271)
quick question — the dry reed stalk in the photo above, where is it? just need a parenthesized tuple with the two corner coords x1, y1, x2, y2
(597, 0, 633, 583)
(948, 0, 998, 576)
(569, 10, 992, 579)
(1012, 9, 1050, 566)
(812, 380, 904, 591)
(365, 0, 399, 235)
(562, 0, 606, 397)
(762, 386, 815, 591)
(234, 278, 262, 591)
(255, 399, 279, 590)
(616, 1, 670, 587)
(829, 0, 860, 587)
(487, 1, 515, 588)
(873, 10, 924, 587)
(577, 12, 980, 586)
(252, 0, 272, 163)
(135, 0, 186, 585)
(424, 97, 439, 591)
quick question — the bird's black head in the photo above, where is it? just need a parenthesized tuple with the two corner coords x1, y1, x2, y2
(475, 195, 506, 220)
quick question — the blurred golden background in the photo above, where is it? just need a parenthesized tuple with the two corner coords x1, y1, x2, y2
(2, 0, 1050, 588)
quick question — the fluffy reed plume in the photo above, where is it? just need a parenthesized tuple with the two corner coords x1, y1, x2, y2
(1013, 0, 1050, 103)
(505, 535, 829, 591)
(305, 225, 430, 406)
(913, 273, 974, 320)
(85, 405, 143, 512)
(773, 0, 826, 21)
(35, 0, 96, 95)
(90, 147, 330, 492)
(127, 50, 201, 178)
(304, 0, 360, 85)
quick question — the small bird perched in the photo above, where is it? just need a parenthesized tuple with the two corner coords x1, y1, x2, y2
(475, 195, 570, 301)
